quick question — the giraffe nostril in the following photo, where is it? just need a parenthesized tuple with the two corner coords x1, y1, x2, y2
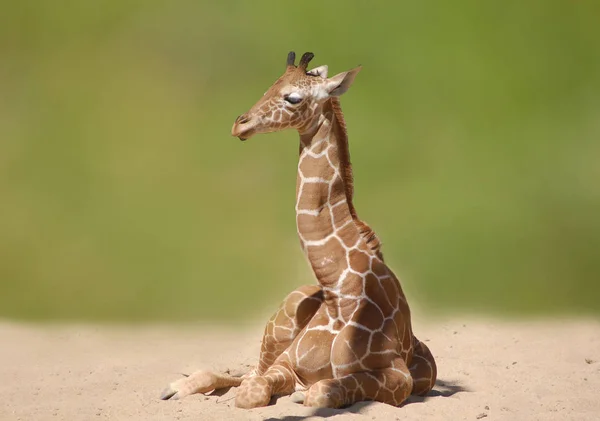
(236, 114, 250, 125)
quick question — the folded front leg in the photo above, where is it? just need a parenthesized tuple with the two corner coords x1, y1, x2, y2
(235, 360, 297, 409)
(257, 284, 323, 374)
(304, 359, 413, 408)
(161, 369, 243, 400)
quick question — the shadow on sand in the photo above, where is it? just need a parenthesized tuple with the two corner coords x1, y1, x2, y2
(403, 378, 468, 405)
(263, 378, 469, 421)
(263, 401, 376, 421)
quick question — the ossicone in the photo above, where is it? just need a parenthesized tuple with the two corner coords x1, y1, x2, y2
(298, 52, 314, 70)
(286, 51, 314, 71)
(286, 51, 296, 67)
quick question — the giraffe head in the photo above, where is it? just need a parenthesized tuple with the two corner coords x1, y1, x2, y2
(231, 52, 361, 141)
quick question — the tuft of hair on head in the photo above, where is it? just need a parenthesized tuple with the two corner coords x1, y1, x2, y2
(298, 52, 314, 71)
(287, 51, 296, 68)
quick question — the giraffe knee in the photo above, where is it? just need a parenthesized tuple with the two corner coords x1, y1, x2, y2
(304, 379, 345, 408)
(235, 377, 272, 409)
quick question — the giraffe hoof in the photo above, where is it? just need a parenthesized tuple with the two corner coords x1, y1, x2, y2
(290, 391, 306, 404)
(160, 386, 181, 400)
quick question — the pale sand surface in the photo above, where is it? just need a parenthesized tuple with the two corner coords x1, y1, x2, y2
(1, 318, 599, 421)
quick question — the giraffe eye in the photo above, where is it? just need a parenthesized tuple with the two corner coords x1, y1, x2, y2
(284, 93, 302, 105)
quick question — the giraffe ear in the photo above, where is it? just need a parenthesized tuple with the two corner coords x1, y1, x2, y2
(326, 66, 362, 97)
(307, 65, 328, 78)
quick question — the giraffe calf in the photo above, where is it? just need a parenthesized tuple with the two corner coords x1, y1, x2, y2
(162, 52, 436, 409)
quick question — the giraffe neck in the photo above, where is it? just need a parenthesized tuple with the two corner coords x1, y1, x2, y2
(295, 99, 372, 292)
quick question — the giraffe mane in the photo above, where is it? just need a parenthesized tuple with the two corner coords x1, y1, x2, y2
(329, 97, 384, 261)
(328, 97, 355, 217)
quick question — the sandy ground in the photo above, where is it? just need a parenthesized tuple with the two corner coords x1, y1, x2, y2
(1, 317, 599, 421)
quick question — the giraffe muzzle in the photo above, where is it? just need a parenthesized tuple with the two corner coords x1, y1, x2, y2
(231, 114, 256, 141)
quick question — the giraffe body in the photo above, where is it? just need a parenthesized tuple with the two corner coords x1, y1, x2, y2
(161, 52, 436, 409)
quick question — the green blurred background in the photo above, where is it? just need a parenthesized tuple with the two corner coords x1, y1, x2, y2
(1, 1, 599, 322)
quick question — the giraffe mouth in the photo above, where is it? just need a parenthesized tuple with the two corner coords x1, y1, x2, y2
(235, 128, 255, 141)
(231, 123, 255, 141)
